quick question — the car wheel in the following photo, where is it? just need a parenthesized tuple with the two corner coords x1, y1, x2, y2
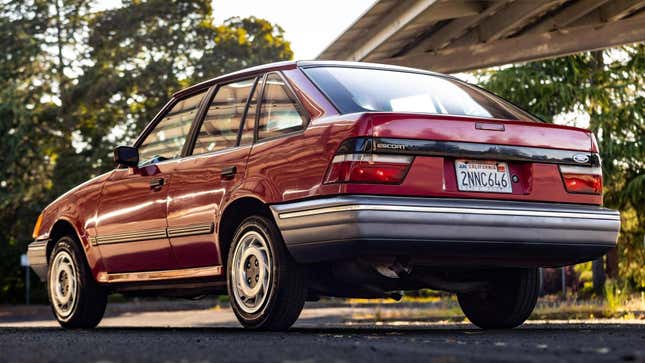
(457, 267, 539, 329)
(227, 215, 305, 331)
(48, 235, 107, 329)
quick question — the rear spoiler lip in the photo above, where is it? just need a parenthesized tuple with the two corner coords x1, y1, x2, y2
(337, 137, 599, 167)
(357, 111, 594, 133)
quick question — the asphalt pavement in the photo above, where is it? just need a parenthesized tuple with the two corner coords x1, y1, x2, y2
(1, 302, 643, 363)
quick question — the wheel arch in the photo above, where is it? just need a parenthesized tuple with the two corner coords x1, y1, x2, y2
(46, 217, 104, 282)
(47, 218, 83, 262)
(217, 196, 275, 269)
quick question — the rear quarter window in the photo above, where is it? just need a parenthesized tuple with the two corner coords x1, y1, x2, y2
(257, 73, 307, 140)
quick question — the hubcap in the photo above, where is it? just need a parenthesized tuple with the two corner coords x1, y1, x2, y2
(49, 251, 77, 318)
(231, 231, 272, 314)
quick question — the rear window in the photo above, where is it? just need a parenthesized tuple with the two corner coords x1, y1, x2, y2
(303, 66, 539, 121)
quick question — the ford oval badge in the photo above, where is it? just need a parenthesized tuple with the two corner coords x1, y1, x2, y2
(573, 154, 590, 164)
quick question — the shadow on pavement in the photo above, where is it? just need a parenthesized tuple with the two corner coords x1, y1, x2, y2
(3, 322, 644, 335)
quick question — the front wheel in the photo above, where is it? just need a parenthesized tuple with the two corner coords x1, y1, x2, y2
(458, 268, 539, 329)
(227, 215, 305, 331)
(48, 236, 107, 329)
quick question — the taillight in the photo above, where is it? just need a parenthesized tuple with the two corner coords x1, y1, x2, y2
(559, 165, 602, 194)
(324, 153, 413, 184)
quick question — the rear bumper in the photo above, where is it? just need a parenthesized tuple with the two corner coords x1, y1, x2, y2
(270, 196, 620, 268)
(27, 239, 48, 281)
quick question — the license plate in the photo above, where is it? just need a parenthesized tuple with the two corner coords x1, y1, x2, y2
(455, 160, 512, 193)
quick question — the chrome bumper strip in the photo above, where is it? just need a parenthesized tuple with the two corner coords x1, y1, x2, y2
(27, 240, 49, 281)
(279, 204, 621, 220)
(270, 195, 621, 265)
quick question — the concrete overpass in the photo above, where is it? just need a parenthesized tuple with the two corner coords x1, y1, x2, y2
(317, 0, 645, 73)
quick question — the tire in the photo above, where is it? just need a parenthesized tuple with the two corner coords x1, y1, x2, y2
(47, 235, 107, 329)
(457, 268, 539, 329)
(227, 215, 306, 331)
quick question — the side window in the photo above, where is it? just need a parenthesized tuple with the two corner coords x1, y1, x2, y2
(257, 73, 306, 140)
(192, 78, 255, 155)
(138, 91, 205, 165)
(239, 80, 259, 146)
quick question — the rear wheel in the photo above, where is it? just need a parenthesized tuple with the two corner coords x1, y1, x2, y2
(227, 215, 305, 330)
(48, 236, 107, 329)
(457, 268, 539, 329)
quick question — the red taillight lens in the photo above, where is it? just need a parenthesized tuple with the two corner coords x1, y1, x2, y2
(324, 154, 413, 184)
(560, 165, 602, 194)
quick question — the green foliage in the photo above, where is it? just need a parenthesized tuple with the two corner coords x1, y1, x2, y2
(477, 45, 645, 289)
(195, 16, 293, 79)
(0, 0, 292, 303)
(0, 0, 57, 303)
(604, 279, 629, 313)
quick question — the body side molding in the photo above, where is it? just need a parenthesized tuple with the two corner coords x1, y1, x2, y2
(96, 265, 222, 283)
(90, 223, 215, 246)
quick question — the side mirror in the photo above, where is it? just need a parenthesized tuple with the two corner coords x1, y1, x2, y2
(113, 146, 139, 168)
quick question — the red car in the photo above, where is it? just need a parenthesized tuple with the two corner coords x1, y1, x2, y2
(28, 61, 620, 330)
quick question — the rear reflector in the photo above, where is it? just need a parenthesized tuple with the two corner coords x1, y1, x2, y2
(559, 165, 602, 194)
(324, 154, 413, 184)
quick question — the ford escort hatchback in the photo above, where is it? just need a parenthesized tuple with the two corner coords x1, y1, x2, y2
(28, 61, 620, 330)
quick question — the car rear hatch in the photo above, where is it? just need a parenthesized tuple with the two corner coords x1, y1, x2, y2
(329, 112, 602, 205)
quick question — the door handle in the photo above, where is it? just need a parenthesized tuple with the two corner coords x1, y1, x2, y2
(221, 166, 237, 180)
(149, 177, 165, 189)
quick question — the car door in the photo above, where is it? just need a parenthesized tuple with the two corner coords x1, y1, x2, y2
(165, 77, 259, 268)
(95, 90, 207, 273)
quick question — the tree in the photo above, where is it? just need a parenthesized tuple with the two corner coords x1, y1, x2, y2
(0, 0, 57, 303)
(477, 45, 645, 290)
(194, 16, 293, 80)
(0, 0, 293, 303)
(70, 2, 294, 173)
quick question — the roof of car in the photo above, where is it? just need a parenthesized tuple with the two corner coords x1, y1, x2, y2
(172, 60, 452, 98)
(172, 60, 298, 98)
(297, 60, 447, 77)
